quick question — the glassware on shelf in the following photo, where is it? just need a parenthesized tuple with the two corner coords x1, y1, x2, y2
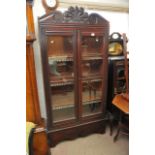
(49, 59, 74, 83)
(51, 83, 75, 122)
(80, 34, 105, 117)
(46, 35, 76, 122)
(81, 60, 103, 77)
(48, 56, 73, 62)
(49, 60, 61, 76)
(81, 79, 103, 116)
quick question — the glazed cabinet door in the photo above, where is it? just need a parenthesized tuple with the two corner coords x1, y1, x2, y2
(78, 30, 107, 117)
(44, 31, 78, 124)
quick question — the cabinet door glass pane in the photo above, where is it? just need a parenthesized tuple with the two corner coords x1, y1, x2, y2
(81, 34, 105, 116)
(82, 36, 103, 57)
(47, 35, 75, 122)
(82, 79, 103, 116)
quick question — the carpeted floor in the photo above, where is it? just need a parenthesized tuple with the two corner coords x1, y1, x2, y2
(50, 127, 129, 155)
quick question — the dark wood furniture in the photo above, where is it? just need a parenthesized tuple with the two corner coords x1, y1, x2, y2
(107, 56, 127, 113)
(112, 33, 129, 142)
(107, 32, 129, 114)
(38, 6, 109, 147)
(26, 1, 50, 154)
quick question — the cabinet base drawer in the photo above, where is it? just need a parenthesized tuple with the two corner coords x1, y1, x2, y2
(48, 119, 106, 147)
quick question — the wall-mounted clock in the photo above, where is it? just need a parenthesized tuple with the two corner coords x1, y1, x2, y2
(108, 32, 123, 56)
(42, 0, 58, 12)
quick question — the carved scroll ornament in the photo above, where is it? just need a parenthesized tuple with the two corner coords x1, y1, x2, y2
(40, 6, 108, 25)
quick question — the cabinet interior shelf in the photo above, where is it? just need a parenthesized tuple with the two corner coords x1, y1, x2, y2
(50, 80, 74, 87)
(52, 90, 102, 109)
(82, 52, 102, 56)
(83, 99, 102, 105)
(82, 76, 103, 81)
(50, 78, 102, 87)
(82, 56, 103, 60)
(48, 55, 73, 62)
(53, 104, 74, 110)
(82, 78, 102, 82)
(53, 99, 102, 110)
(48, 55, 103, 62)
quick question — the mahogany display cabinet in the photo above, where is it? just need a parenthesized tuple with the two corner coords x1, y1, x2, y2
(38, 6, 109, 147)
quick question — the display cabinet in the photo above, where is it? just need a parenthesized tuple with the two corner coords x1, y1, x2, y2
(107, 32, 128, 113)
(107, 56, 128, 113)
(38, 6, 109, 147)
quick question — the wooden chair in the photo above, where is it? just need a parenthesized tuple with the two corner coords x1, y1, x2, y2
(112, 33, 129, 142)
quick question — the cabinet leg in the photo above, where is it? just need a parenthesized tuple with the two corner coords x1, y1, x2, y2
(114, 127, 120, 142)
(113, 111, 122, 142)
(109, 119, 113, 136)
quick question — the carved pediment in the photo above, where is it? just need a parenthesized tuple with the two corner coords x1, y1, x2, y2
(39, 6, 108, 25)
(64, 6, 88, 23)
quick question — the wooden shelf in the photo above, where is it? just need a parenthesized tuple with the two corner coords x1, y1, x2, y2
(48, 55, 73, 62)
(50, 75, 103, 86)
(82, 56, 103, 61)
(52, 91, 102, 110)
(82, 75, 103, 81)
(82, 53, 103, 60)
(50, 75, 74, 86)
(53, 99, 102, 110)
(50, 80, 74, 87)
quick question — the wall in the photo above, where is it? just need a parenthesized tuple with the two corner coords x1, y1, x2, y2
(32, 0, 129, 118)
(59, 0, 129, 12)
